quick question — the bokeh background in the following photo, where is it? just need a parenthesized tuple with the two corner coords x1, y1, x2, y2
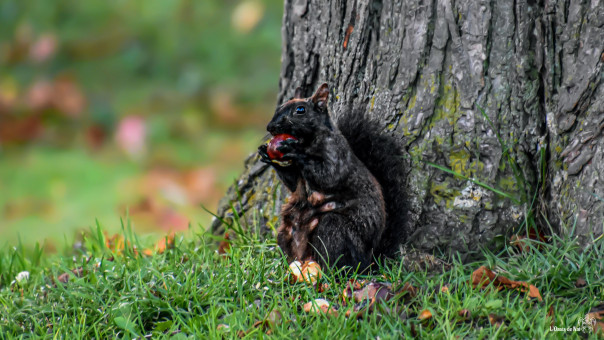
(0, 0, 283, 250)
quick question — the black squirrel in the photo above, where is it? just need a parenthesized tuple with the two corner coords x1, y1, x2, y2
(258, 83, 407, 270)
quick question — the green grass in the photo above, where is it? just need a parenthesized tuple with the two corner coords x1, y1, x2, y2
(1, 220, 603, 338)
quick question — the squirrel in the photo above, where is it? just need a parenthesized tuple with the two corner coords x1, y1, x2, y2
(258, 83, 407, 270)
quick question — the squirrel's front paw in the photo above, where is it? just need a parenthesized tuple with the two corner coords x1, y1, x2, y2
(259, 143, 294, 167)
(258, 144, 272, 164)
(276, 138, 300, 155)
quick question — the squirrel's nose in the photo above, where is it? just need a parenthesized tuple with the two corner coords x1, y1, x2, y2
(267, 121, 277, 135)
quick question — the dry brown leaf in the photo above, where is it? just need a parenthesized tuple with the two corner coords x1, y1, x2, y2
(547, 305, 555, 327)
(218, 232, 231, 255)
(510, 235, 529, 252)
(586, 309, 604, 334)
(471, 266, 497, 288)
(510, 229, 547, 252)
(104, 233, 126, 253)
(418, 309, 433, 321)
(399, 282, 418, 299)
(57, 272, 70, 284)
(55, 260, 87, 285)
(471, 266, 543, 301)
(488, 314, 505, 327)
(458, 309, 471, 319)
(156, 233, 175, 254)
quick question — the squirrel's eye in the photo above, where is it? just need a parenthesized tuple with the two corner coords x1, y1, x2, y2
(295, 106, 305, 114)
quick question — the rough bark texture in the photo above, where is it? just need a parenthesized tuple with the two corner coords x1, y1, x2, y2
(212, 0, 604, 257)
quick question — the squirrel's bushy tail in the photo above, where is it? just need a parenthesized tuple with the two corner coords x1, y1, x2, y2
(337, 113, 408, 258)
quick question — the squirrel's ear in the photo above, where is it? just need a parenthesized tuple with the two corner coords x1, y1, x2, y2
(311, 83, 329, 111)
(293, 87, 304, 99)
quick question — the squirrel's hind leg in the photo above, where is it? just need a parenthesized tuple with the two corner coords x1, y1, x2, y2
(309, 214, 373, 271)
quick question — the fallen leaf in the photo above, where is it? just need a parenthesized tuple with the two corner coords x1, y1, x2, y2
(510, 228, 547, 252)
(218, 232, 231, 255)
(55, 259, 88, 285)
(586, 308, 604, 334)
(471, 266, 497, 289)
(547, 305, 555, 327)
(575, 277, 587, 288)
(488, 314, 505, 327)
(156, 233, 175, 254)
(57, 272, 70, 284)
(418, 309, 433, 321)
(104, 233, 126, 253)
(510, 235, 529, 252)
(398, 282, 418, 299)
(458, 309, 471, 319)
(251, 320, 269, 329)
(471, 266, 542, 301)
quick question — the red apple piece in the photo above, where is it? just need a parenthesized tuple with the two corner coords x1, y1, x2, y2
(267, 134, 297, 161)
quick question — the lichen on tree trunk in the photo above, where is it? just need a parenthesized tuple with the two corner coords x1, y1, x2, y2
(212, 0, 604, 257)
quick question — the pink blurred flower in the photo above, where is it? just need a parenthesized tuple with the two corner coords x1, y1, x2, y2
(29, 33, 57, 63)
(115, 116, 146, 158)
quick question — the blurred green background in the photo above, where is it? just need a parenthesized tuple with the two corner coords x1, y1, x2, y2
(0, 0, 283, 250)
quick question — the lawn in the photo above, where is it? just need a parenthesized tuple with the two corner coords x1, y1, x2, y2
(1, 218, 602, 338)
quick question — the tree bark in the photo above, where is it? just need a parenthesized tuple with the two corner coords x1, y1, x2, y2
(212, 0, 604, 257)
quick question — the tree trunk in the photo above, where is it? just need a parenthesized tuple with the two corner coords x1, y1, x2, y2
(212, 0, 604, 257)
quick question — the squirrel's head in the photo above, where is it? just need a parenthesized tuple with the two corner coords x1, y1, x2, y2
(266, 83, 333, 142)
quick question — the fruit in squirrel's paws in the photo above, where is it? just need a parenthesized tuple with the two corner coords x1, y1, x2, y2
(267, 134, 297, 161)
